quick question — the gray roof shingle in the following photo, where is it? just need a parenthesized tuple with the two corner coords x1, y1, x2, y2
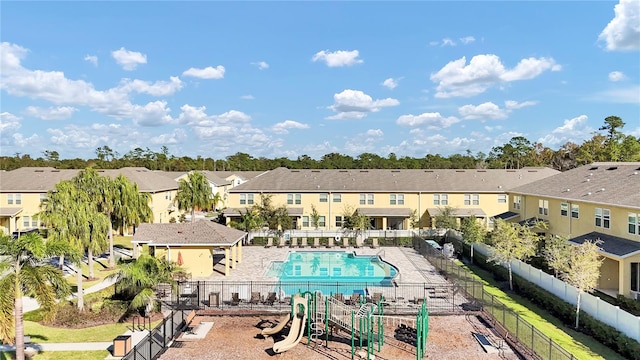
(133, 220, 246, 246)
(569, 231, 640, 258)
(510, 162, 640, 209)
(228, 167, 559, 193)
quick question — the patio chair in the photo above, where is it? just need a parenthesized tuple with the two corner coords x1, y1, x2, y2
(277, 237, 286, 248)
(231, 292, 240, 306)
(250, 292, 261, 305)
(370, 292, 383, 303)
(371, 238, 379, 248)
(312, 238, 320, 248)
(263, 292, 277, 306)
(265, 237, 273, 248)
(289, 237, 298, 248)
(327, 237, 334, 248)
(300, 237, 308, 248)
(341, 238, 348, 248)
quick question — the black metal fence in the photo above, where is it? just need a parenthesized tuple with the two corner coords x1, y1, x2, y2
(415, 237, 576, 360)
(122, 309, 188, 360)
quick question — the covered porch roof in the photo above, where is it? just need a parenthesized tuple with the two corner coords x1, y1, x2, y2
(492, 211, 520, 221)
(133, 220, 246, 247)
(518, 217, 550, 227)
(569, 232, 640, 259)
(0, 207, 23, 217)
(426, 207, 486, 218)
(356, 207, 412, 217)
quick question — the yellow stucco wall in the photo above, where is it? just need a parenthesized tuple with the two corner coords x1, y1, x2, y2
(227, 191, 510, 230)
(0, 192, 45, 234)
(149, 190, 178, 224)
(154, 246, 214, 277)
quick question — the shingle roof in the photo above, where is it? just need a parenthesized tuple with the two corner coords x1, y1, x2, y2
(426, 207, 486, 217)
(0, 167, 178, 193)
(0, 207, 23, 217)
(133, 220, 246, 246)
(215, 171, 268, 181)
(229, 167, 559, 193)
(510, 162, 640, 210)
(357, 207, 412, 217)
(569, 231, 640, 258)
(200, 171, 231, 186)
(493, 211, 520, 220)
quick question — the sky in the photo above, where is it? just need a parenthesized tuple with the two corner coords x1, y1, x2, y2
(1, 1, 639, 160)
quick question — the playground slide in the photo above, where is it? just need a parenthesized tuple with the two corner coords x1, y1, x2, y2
(273, 295, 307, 354)
(261, 312, 291, 337)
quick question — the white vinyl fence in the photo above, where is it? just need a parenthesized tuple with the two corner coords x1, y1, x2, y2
(472, 242, 640, 342)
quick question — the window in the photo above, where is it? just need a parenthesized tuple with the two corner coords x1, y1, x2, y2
(629, 213, 640, 235)
(560, 203, 568, 217)
(571, 204, 579, 219)
(319, 268, 328, 277)
(390, 194, 404, 205)
(165, 191, 172, 200)
(359, 193, 374, 205)
(632, 263, 640, 292)
(15, 194, 21, 205)
(31, 217, 39, 228)
(319, 193, 328, 203)
(318, 216, 326, 227)
(7, 194, 13, 205)
(287, 193, 301, 205)
(497, 194, 507, 204)
(513, 196, 521, 210)
(595, 208, 610, 229)
(240, 193, 254, 205)
(23, 216, 30, 227)
(39, 193, 47, 203)
(332, 193, 342, 203)
(335, 216, 343, 228)
(302, 216, 309, 227)
(294, 265, 302, 276)
(433, 194, 448, 205)
(333, 267, 342, 277)
(538, 199, 549, 216)
(464, 194, 479, 206)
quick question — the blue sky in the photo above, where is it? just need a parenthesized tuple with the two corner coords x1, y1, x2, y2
(1, 1, 639, 160)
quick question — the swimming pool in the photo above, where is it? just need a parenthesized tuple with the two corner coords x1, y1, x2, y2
(266, 251, 398, 296)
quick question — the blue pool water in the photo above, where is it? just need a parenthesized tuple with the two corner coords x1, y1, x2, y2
(266, 251, 398, 296)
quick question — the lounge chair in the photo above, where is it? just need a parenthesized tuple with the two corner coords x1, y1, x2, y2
(250, 292, 261, 304)
(341, 238, 348, 248)
(231, 292, 240, 306)
(371, 238, 379, 248)
(265, 237, 273, 248)
(277, 237, 286, 248)
(300, 237, 308, 248)
(289, 237, 298, 248)
(370, 292, 383, 303)
(327, 237, 334, 248)
(313, 238, 320, 248)
(263, 292, 277, 306)
(348, 293, 361, 305)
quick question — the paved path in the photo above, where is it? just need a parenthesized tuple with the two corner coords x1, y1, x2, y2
(0, 342, 112, 352)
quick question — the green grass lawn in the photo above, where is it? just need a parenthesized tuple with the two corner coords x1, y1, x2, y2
(23, 321, 133, 343)
(113, 235, 133, 250)
(66, 260, 119, 290)
(460, 261, 625, 360)
(0, 350, 109, 360)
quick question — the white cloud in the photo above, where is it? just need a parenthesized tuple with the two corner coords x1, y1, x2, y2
(271, 120, 310, 134)
(0, 112, 22, 132)
(459, 102, 508, 120)
(459, 36, 476, 44)
(111, 47, 147, 71)
(46, 122, 142, 153)
(84, 55, 98, 66)
(344, 129, 385, 154)
(430, 54, 560, 98)
(396, 112, 460, 129)
(591, 85, 640, 104)
(118, 76, 183, 96)
(326, 89, 399, 120)
(182, 66, 225, 79)
(366, 129, 383, 137)
(312, 50, 363, 67)
(251, 61, 269, 70)
(441, 38, 456, 47)
(459, 100, 537, 120)
(24, 106, 78, 120)
(149, 128, 188, 145)
(121, 101, 174, 127)
(599, 0, 640, 51)
(538, 115, 593, 147)
(241, 95, 255, 100)
(381, 78, 399, 90)
(608, 71, 626, 81)
(12, 133, 40, 148)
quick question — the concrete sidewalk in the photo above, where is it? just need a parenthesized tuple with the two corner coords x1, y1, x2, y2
(22, 276, 117, 313)
(0, 342, 111, 352)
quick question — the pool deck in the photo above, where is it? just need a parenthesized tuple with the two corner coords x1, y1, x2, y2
(200, 246, 448, 285)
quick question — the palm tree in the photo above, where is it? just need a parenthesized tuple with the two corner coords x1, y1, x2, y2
(0, 232, 76, 360)
(175, 171, 212, 222)
(211, 192, 223, 211)
(112, 176, 152, 237)
(110, 254, 182, 316)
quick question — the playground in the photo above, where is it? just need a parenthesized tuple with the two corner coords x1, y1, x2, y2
(159, 292, 521, 360)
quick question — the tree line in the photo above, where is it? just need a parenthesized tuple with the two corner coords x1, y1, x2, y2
(1, 116, 638, 172)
